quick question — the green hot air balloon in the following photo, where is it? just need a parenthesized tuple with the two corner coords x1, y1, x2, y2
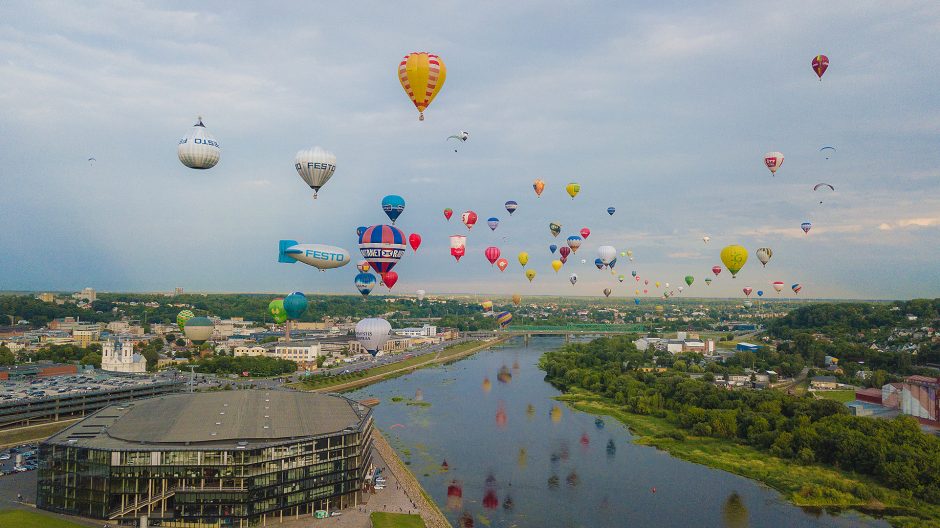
(176, 310, 195, 332)
(684, 275, 694, 286)
(184, 316, 214, 345)
(549, 222, 562, 238)
(268, 299, 287, 324)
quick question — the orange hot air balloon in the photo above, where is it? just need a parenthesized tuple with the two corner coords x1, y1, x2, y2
(533, 179, 546, 197)
(496, 258, 509, 271)
(398, 52, 446, 121)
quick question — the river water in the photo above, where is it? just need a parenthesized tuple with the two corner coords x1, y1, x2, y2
(348, 336, 887, 528)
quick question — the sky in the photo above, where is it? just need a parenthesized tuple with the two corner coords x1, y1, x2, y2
(1, 1, 939, 300)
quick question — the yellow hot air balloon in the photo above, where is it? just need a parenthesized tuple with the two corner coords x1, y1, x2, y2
(551, 259, 563, 272)
(720, 245, 748, 278)
(635, 289, 640, 295)
(655, 281, 661, 288)
(565, 182, 580, 199)
(512, 294, 522, 305)
(518, 251, 529, 267)
(533, 179, 545, 197)
(481, 300, 494, 312)
(525, 269, 537, 282)
(398, 52, 446, 121)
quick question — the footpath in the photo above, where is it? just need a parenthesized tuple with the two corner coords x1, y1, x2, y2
(371, 431, 451, 528)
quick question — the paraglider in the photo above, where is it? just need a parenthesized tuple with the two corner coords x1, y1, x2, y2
(598, 246, 616, 266)
(184, 316, 214, 345)
(567, 236, 582, 253)
(518, 252, 529, 267)
(450, 235, 467, 262)
(278, 241, 350, 270)
(447, 131, 469, 151)
(533, 179, 545, 197)
(381, 195, 406, 224)
(720, 245, 748, 278)
(565, 183, 580, 199)
(580, 227, 591, 239)
(443, 208, 453, 221)
(525, 269, 536, 282)
(549, 222, 562, 237)
(570, 273, 578, 285)
(355, 273, 376, 297)
(756, 247, 773, 267)
(603, 288, 612, 298)
(398, 52, 446, 121)
(178, 117, 221, 170)
(409, 233, 422, 252)
(268, 299, 287, 324)
(812, 54, 829, 80)
(763, 152, 784, 176)
(283, 292, 308, 320)
(496, 311, 513, 328)
(814, 183, 835, 204)
(607, 207, 616, 216)
(487, 217, 499, 231)
(549, 244, 558, 254)
(792, 283, 803, 294)
(505, 201, 518, 215)
(462, 211, 478, 230)
(356, 318, 392, 357)
(382, 271, 398, 289)
(485, 246, 501, 265)
(551, 260, 563, 273)
(819, 147, 835, 160)
(772, 281, 785, 293)
(742, 287, 753, 297)
(294, 146, 336, 198)
(801, 222, 813, 234)
(359, 225, 407, 274)
(703, 236, 710, 244)
(176, 310, 195, 332)
(685, 275, 694, 286)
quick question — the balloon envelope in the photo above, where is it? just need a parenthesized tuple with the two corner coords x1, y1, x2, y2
(801, 222, 813, 234)
(268, 299, 287, 324)
(283, 292, 308, 320)
(551, 260, 563, 272)
(764, 152, 784, 175)
(597, 246, 616, 265)
(443, 208, 453, 220)
(720, 245, 748, 278)
(359, 225, 407, 273)
(756, 247, 773, 267)
(462, 211, 478, 230)
(549, 222, 561, 237)
(533, 179, 545, 197)
(505, 201, 518, 215)
(355, 273, 376, 297)
(184, 316, 214, 344)
(496, 311, 513, 328)
(409, 233, 422, 251)
(356, 318, 392, 356)
(450, 235, 467, 262)
(812, 54, 829, 79)
(487, 217, 499, 231)
(565, 183, 580, 198)
(525, 269, 537, 282)
(517, 252, 529, 267)
(549, 244, 557, 254)
(607, 207, 616, 216)
(176, 310, 195, 332)
(685, 275, 694, 286)
(398, 52, 446, 121)
(485, 246, 501, 265)
(294, 146, 336, 197)
(580, 228, 591, 239)
(566, 236, 582, 252)
(381, 195, 406, 224)
(178, 117, 220, 170)
(496, 258, 509, 271)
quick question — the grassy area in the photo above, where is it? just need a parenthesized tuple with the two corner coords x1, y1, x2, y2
(0, 510, 90, 528)
(558, 390, 940, 528)
(437, 339, 488, 359)
(813, 389, 858, 403)
(0, 420, 76, 448)
(369, 511, 426, 528)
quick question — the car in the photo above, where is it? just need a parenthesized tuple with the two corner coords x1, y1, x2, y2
(0, 454, 10, 460)
(330, 512, 342, 517)
(374, 485, 385, 490)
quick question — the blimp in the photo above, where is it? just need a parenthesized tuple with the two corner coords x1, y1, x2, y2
(278, 240, 350, 271)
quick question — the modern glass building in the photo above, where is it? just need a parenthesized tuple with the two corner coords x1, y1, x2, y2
(37, 390, 374, 527)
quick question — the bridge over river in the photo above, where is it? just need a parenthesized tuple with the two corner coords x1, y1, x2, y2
(467, 324, 646, 342)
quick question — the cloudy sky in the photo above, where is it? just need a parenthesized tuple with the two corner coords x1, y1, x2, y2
(2, 1, 939, 299)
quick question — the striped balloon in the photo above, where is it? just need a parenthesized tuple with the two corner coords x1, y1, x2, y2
(398, 52, 446, 121)
(358, 225, 406, 274)
(496, 311, 513, 328)
(177, 117, 220, 169)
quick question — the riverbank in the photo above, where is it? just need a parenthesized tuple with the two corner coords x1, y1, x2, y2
(372, 431, 451, 528)
(557, 390, 940, 528)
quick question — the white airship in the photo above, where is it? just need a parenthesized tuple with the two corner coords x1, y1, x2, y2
(278, 240, 350, 270)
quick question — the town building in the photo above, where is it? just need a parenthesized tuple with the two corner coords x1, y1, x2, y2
(395, 324, 437, 337)
(810, 376, 839, 390)
(101, 340, 147, 374)
(38, 292, 56, 303)
(73, 287, 96, 302)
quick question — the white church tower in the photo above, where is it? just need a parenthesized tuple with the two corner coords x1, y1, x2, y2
(101, 340, 147, 374)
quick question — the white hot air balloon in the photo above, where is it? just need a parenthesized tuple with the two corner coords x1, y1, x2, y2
(597, 246, 617, 266)
(416, 289, 426, 301)
(763, 151, 784, 175)
(703, 236, 710, 244)
(178, 116, 221, 169)
(295, 146, 337, 199)
(569, 273, 578, 285)
(355, 318, 392, 357)
(756, 247, 773, 267)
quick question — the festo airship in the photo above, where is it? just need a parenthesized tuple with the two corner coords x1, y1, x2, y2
(278, 240, 350, 270)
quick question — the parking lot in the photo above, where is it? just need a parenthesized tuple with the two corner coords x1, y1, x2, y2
(0, 442, 39, 478)
(0, 371, 178, 402)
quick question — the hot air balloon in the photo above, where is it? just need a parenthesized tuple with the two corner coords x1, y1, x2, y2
(801, 222, 813, 234)
(268, 299, 287, 324)
(618, 275, 625, 283)
(505, 201, 518, 215)
(763, 152, 784, 176)
(634, 298, 641, 305)
(382, 271, 398, 289)
(525, 269, 536, 282)
(595, 258, 604, 270)
(703, 236, 710, 244)
(462, 211, 478, 230)
(678, 286, 684, 293)
(184, 316, 214, 345)
(609, 257, 618, 270)
(512, 294, 521, 305)
(356, 318, 392, 356)
(518, 252, 529, 267)
(447, 131, 469, 151)
(757, 290, 764, 297)
(450, 235, 467, 262)
(533, 179, 545, 197)
(597, 246, 616, 265)
(704, 278, 712, 286)
(580, 228, 591, 239)
(355, 273, 376, 297)
(772, 281, 785, 293)
(549, 244, 558, 254)
(631, 270, 637, 278)
(496, 311, 513, 328)
(644, 279, 649, 285)
(626, 249, 633, 259)
(359, 225, 407, 274)
(496, 258, 509, 271)
(742, 287, 753, 297)
(566, 236, 582, 253)
(549, 222, 562, 237)
(756, 247, 773, 267)
(485, 246, 501, 265)
(559, 246, 571, 260)
(481, 300, 494, 312)
(569, 273, 578, 285)
(356, 260, 371, 273)
(283, 292, 308, 319)
(743, 300, 753, 308)
(176, 310, 195, 332)
(655, 281, 661, 288)
(685, 275, 694, 286)
(551, 260, 563, 273)
(813, 183, 835, 204)
(712, 266, 722, 277)
(294, 146, 336, 198)
(443, 208, 453, 221)
(565, 183, 580, 199)
(792, 283, 803, 294)
(603, 288, 612, 298)
(416, 289, 426, 301)
(720, 245, 748, 278)
(398, 52, 446, 121)
(812, 54, 829, 80)
(178, 117, 220, 170)
(356, 226, 367, 238)
(607, 207, 616, 216)
(409, 233, 422, 252)
(487, 217, 499, 231)
(382, 195, 406, 224)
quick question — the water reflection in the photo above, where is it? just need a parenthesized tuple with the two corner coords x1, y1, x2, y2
(550, 405, 562, 423)
(458, 511, 473, 527)
(517, 448, 527, 468)
(482, 376, 491, 393)
(496, 400, 507, 428)
(723, 491, 750, 528)
(483, 474, 499, 510)
(497, 364, 512, 384)
(526, 403, 535, 420)
(415, 388, 423, 401)
(447, 480, 463, 511)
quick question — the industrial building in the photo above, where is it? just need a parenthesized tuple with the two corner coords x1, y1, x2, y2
(37, 390, 374, 526)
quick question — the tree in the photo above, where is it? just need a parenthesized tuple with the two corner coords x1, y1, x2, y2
(0, 345, 15, 366)
(80, 352, 101, 367)
(316, 356, 326, 368)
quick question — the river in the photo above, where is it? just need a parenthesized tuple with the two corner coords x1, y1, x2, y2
(348, 336, 888, 528)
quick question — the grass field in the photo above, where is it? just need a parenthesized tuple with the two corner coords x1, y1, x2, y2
(813, 389, 858, 403)
(369, 511, 426, 528)
(558, 390, 940, 528)
(0, 510, 90, 528)
(0, 420, 77, 448)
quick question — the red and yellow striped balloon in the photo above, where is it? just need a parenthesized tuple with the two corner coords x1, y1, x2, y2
(398, 52, 446, 121)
